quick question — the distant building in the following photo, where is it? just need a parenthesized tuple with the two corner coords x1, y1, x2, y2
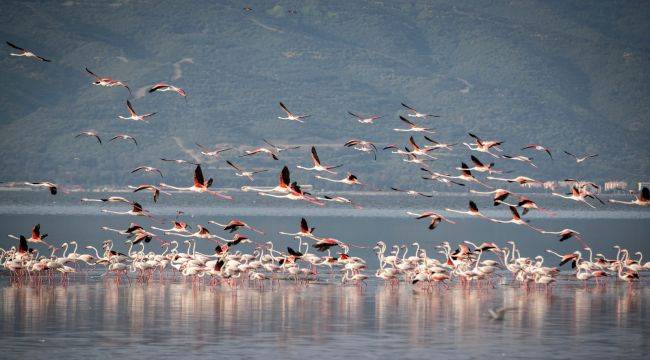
(639, 182, 650, 191)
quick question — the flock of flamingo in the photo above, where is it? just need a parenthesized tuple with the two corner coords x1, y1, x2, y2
(1, 38, 649, 292)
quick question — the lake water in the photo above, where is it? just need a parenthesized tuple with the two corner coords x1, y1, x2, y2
(1, 191, 649, 359)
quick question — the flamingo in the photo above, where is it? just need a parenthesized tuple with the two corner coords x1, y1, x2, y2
(406, 211, 455, 230)
(540, 228, 582, 242)
(8, 224, 50, 246)
(241, 147, 279, 160)
(160, 158, 199, 166)
(564, 151, 598, 163)
(296, 146, 342, 174)
(457, 155, 503, 174)
(344, 139, 377, 159)
(393, 116, 435, 134)
(279, 218, 317, 239)
(315, 173, 363, 186)
(225, 160, 268, 181)
(130, 184, 170, 203)
(109, 134, 138, 146)
(401, 102, 440, 118)
(445, 201, 494, 220)
(241, 166, 292, 194)
(489, 206, 545, 232)
(609, 187, 649, 206)
(347, 111, 382, 124)
(278, 102, 310, 122)
(420, 168, 466, 187)
(463, 133, 503, 158)
(391, 187, 433, 198)
(209, 219, 265, 235)
(101, 202, 155, 218)
(23, 181, 58, 195)
(262, 138, 301, 153)
(131, 166, 164, 178)
(521, 144, 552, 159)
(160, 164, 232, 200)
(487, 175, 540, 185)
(149, 82, 187, 98)
(317, 195, 363, 209)
(469, 188, 513, 206)
(81, 196, 130, 204)
(118, 100, 156, 122)
(259, 181, 324, 206)
(500, 155, 537, 168)
(85, 67, 131, 94)
(423, 136, 457, 150)
(196, 143, 232, 158)
(6, 41, 51, 62)
(75, 131, 102, 144)
(439, 163, 492, 188)
(552, 186, 601, 208)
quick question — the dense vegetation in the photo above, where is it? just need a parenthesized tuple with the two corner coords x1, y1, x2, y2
(0, 0, 648, 191)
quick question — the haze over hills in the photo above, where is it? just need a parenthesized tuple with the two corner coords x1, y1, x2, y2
(0, 0, 648, 191)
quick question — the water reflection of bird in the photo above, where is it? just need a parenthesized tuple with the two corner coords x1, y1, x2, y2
(488, 307, 517, 320)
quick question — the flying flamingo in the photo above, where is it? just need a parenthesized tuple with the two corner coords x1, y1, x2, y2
(109, 134, 138, 146)
(317, 195, 363, 209)
(81, 196, 130, 204)
(131, 166, 163, 178)
(151, 221, 191, 234)
(118, 100, 156, 122)
(445, 201, 494, 220)
(501, 155, 537, 168)
(279, 218, 317, 239)
(160, 158, 199, 166)
(420, 168, 466, 187)
(552, 186, 601, 208)
(241, 166, 292, 194)
(406, 211, 455, 230)
(344, 139, 377, 160)
(463, 133, 503, 158)
(262, 139, 301, 153)
(609, 187, 649, 206)
(241, 147, 279, 160)
(226, 161, 268, 181)
(196, 143, 232, 158)
(564, 151, 598, 163)
(521, 144, 552, 159)
(296, 146, 342, 174)
(259, 181, 324, 206)
(348, 111, 382, 124)
(208, 219, 265, 234)
(8, 224, 50, 246)
(440, 163, 492, 188)
(129, 184, 170, 203)
(457, 155, 503, 174)
(6, 41, 50, 62)
(85, 67, 131, 94)
(160, 164, 232, 200)
(23, 181, 58, 195)
(75, 131, 102, 144)
(149, 82, 187, 98)
(401, 102, 440, 118)
(489, 206, 545, 232)
(315, 173, 363, 186)
(394, 116, 435, 134)
(278, 102, 310, 122)
(470, 188, 513, 206)
(487, 175, 540, 186)
(391, 187, 434, 198)
(101, 202, 157, 219)
(423, 136, 457, 150)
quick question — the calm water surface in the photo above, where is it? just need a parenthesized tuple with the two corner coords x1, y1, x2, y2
(1, 280, 649, 359)
(1, 192, 649, 359)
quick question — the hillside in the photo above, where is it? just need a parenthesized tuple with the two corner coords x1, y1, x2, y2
(0, 0, 648, 191)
